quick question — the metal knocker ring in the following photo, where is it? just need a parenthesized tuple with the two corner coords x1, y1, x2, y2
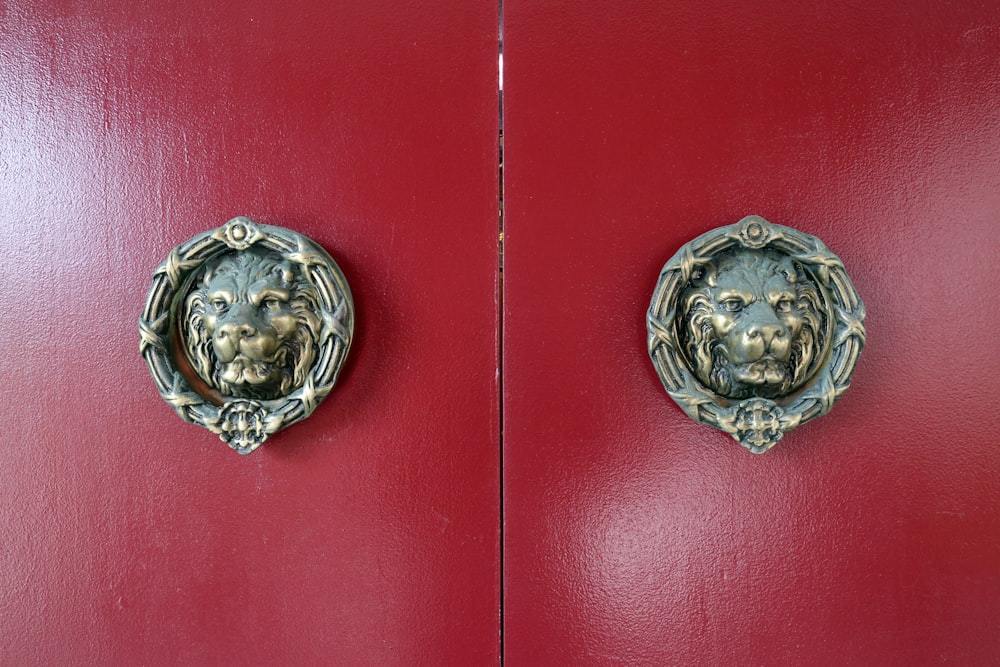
(139, 217, 354, 455)
(647, 215, 866, 453)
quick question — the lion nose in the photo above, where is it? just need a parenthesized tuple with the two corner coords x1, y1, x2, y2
(747, 321, 785, 346)
(217, 321, 257, 340)
(744, 303, 787, 346)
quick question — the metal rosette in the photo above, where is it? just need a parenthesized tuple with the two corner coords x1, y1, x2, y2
(646, 215, 866, 453)
(139, 217, 354, 454)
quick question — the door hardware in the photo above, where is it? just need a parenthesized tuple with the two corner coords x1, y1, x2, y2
(140, 217, 354, 454)
(647, 215, 865, 453)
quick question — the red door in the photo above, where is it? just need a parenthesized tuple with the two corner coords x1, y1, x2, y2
(4, 1, 1000, 664)
(0, 2, 499, 664)
(503, 1, 1000, 664)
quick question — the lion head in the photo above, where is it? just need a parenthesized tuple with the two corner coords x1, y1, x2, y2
(182, 250, 322, 401)
(679, 250, 826, 400)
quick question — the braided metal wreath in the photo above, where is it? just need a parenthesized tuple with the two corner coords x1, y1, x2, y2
(647, 216, 865, 453)
(140, 217, 354, 454)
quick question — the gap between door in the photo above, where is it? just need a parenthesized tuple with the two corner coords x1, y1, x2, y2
(497, 0, 505, 662)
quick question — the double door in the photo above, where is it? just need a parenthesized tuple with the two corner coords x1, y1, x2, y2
(1, 1, 998, 663)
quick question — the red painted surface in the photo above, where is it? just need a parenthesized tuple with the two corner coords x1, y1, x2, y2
(503, 1, 1000, 664)
(0, 1, 499, 664)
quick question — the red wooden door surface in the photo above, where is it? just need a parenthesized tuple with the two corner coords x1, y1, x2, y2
(0, 2, 499, 664)
(4, 1, 1000, 664)
(503, 1, 1000, 664)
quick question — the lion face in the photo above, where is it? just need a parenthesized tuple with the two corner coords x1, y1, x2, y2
(680, 250, 825, 400)
(183, 250, 321, 401)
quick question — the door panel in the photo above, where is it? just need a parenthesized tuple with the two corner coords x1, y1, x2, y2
(503, 1, 1000, 663)
(0, 1, 499, 664)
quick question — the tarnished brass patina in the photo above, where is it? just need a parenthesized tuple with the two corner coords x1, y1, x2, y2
(647, 216, 865, 453)
(140, 217, 354, 454)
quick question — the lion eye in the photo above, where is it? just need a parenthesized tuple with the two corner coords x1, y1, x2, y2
(212, 299, 229, 312)
(722, 299, 743, 312)
(775, 299, 793, 312)
(262, 298, 282, 310)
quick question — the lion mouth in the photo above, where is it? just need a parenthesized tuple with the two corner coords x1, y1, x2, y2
(219, 349, 289, 387)
(732, 357, 787, 385)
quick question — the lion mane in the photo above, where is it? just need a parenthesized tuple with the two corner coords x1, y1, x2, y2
(680, 251, 825, 400)
(182, 251, 322, 401)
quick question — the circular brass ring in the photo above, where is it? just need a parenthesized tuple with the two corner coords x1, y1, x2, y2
(647, 215, 866, 453)
(139, 217, 354, 454)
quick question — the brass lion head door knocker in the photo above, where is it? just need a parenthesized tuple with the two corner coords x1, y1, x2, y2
(647, 216, 865, 453)
(140, 217, 354, 454)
